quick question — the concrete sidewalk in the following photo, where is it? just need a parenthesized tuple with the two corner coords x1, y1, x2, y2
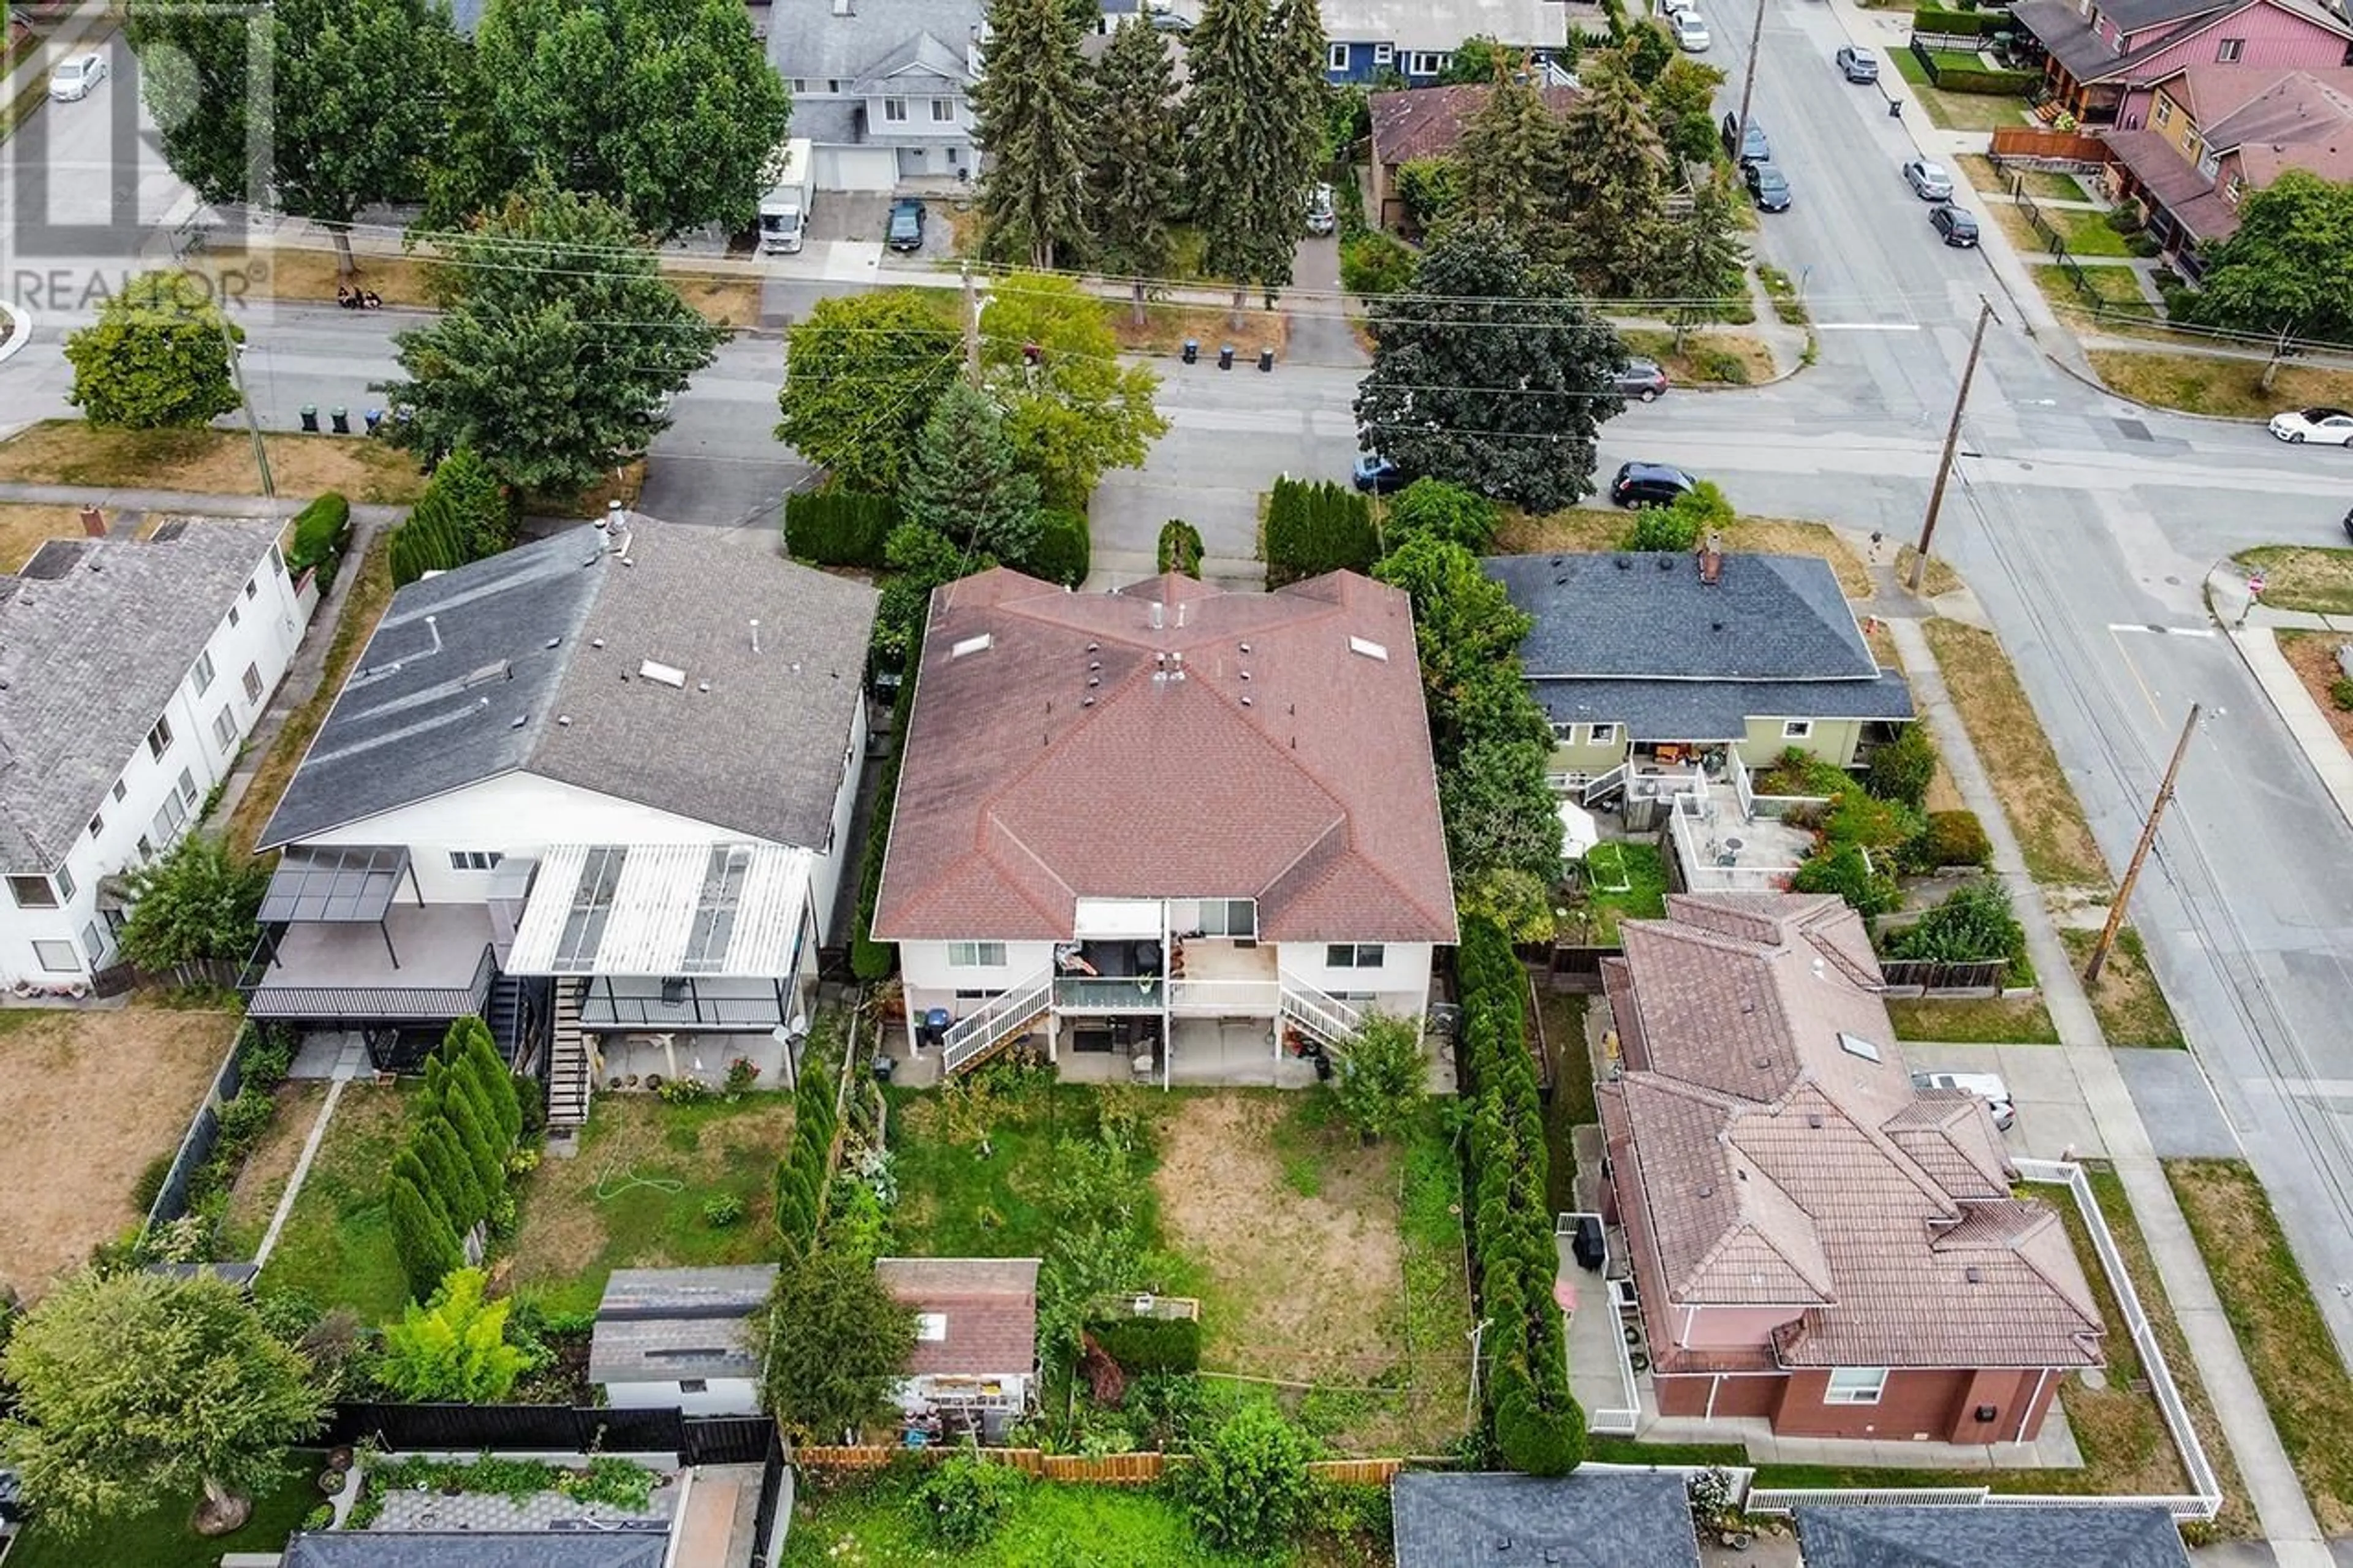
(2208, 565, 2353, 842)
(0, 480, 404, 523)
(1890, 613, 2330, 1565)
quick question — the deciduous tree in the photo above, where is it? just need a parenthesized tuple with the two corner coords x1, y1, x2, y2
(0, 1272, 324, 1536)
(982, 273, 1169, 507)
(973, 0, 1093, 268)
(1332, 1010, 1428, 1141)
(759, 1250, 919, 1442)
(2186, 169, 2353, 344)
(901, 382, 1043, 564)
(1373, 532, 1550, 758)
(63, 272, 241, 430)
(376, 187, 723, 496)
(129, 0, 454, 274)
(1438, 32, 1510, 84)
(117, 834, 267, 971)
(1381, 477, 1500, 553)
(1086, 18, 1182, 323)
(1178, 1403, 1316, 1553)
(1355, 220, 1626, 512)
(377, 1268, 530, 1403)
(776, 293, 962, 495)
(1442, 738, 1566, 882)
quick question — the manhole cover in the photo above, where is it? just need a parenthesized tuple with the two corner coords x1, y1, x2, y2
(2116, 417, 2154, 442)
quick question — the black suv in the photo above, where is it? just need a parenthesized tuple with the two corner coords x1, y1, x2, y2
(1610, 461, 1699, 509)
(1720, 112, 1770, 164)
(1930, 203, 1980, 247)
(1745, 161, 1792, 211)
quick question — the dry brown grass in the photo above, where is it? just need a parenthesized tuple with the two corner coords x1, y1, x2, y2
(662, 268, 766, 328)
(0, 1006, 237, 1298)
(1956, 154, 2087, 202)
(1617, 328, 1779, 387)
(2087, 351, 2353, 422)
(0, 504, 95, 572)
(217, 1081, 330, 1257)
(184, 245, 436, 309)
(1491, 512, 1870, 596)
(2058, 927, 2186, 1048)
(2277, 631, 2353, 760)
(2239, 548, 2353, 618)
(0, 421, 428, 506)
(1920, 618, 2112, 890)
(1895, 543, 1962, 597)
(1109, 300, 1290, 358)
(1884, 993, 2061, 1044)
(225, 531, 393, 857)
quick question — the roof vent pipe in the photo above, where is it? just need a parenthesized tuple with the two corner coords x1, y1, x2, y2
(750, 618, 761, 655)
(424, 613, 442, 654)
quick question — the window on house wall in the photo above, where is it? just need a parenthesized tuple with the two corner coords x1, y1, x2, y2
(228, 604, 241, 629)
(213, 707, 237, 751)
(932, 97, 955, 121)
(1327, 41, 1348, 69)
(137, 835, 153, 860)
(8, 876, 58, 911)
(1325, 943, 1386, 969)
(827, 78, 841, 93)
(1195, 899, 1256, 938)
(792, 78, 808, 91)
(192, 650, 216, 694)
(112, 778, 127, 803)
(1825, 1367, 1888, 1404)
(679, 1379, 709, 1393)
(53, 865, 75, 901)
(147, 716, 174, 759)
(32, 941, 78, 973)
(244, 575, 258, 600)
(449, 852, 504, 871)
(88, 814, 104, 840)
(2225, 172, 2245, 202)
(2153, 97, 2172, 127)
(948, 941, 1007, 967)
(153, 790, 189, 844)
(1588, 722, 1619, 746)
(177, 768, 199, 809)
(2215, 36, 2243, 60)
(1408, 50, 1444, 74)
(80, 921, 105, 963)
(2199, 148, 2221, 178)
(884, 97, 908, 121)
(1781, 719, 1814, 740)
(243, 663, 263, 703)
(917, 1312, 949, 1341)
(1373, 42, 1394, 62)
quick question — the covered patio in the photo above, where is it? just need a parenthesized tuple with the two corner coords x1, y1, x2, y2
(243, 846, 498, 1023)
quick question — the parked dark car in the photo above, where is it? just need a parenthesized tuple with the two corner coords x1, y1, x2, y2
(1610, 461, 1699, 509)
(1745, 161, 1792, 211)
(1352, 453, 1412, 494)
(1614, 358, 1670, 402)
(887, 198, 927, 252)
(1834, 45, 1879, 82)
(1719, 112, 1770, 164)
(1929, 203, 1980, 247)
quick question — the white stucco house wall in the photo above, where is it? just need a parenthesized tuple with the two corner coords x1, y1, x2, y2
(589, 1265, 776, 1418)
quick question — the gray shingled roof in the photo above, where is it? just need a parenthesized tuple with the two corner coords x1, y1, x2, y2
(1483, 551, 1877, 681)
(1392, 1471, 1702, 1568)
(1794, 1504, 2192, 1568)
(591, 1265, 775, 1384)
(767, 0, 983, 88)
(282, 1532, 669, 1568)
(1526, 671, 1915, 741)
(259, 518, 876, 852)
(0, 518, 281, 872)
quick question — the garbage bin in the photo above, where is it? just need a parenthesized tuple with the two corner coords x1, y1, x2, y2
(1889, 97, 1904, 118)
(1257, 347, 1275, 373)
(871, 1056, 898, 1085)
(298, 404, 318, 433)
(330, 406, 350, 434)
(363, 407, 384, 436)
(1218, 344, 1234, 370)
(1181, 338, 1199, 365)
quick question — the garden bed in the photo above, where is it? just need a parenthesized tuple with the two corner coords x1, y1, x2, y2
(1566, 839, 1668, 945)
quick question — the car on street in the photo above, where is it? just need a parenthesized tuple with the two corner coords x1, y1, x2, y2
(1610, 461, 1699, 508)
(1745, 161, 1792, 211)
(1615, 358, 1670, 401)
(2270, 406, 2353, 445)
(1720, 112, 1769, 164)
(1352, 454, 1412, 494)
(1673, 10, 1710, 48)
(1834, 45, 1879, 82)
(886, 198, 927, 252)
(1911, 1070, 2017, 1131)
(1929, 203, 1979, 247)
(1306, 183, 1336, 236)
(1903, 157, 1955, 200)
(48, 52, 107, 100)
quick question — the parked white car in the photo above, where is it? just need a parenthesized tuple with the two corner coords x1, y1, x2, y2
(2268, 406, 2353, 445)
(1673, 10, 1711, 48)
(1912, 1070, 2017, 1131)
(48, 52, 107, 101)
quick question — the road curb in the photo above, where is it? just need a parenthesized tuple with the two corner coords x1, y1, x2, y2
(2043, 343, 2276, 427)
(0, 298, 31, 366)
(2202, 572, 2353, 843)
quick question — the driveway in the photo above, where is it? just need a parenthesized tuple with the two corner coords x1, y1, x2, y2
(1286, 235, 1367, 371)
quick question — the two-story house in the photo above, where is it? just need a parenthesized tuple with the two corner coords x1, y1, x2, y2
(2012, 0, 2352, 126)
(1322, 0, 1573, 83)
(1597, 893, 2105, 1442)
(247, 510, 876, 1125)
(2102, 64, 2353, 274)
(0, 518, 306, 989)
(768, 0, 983, 191)
(873, 568, 1457, 1085)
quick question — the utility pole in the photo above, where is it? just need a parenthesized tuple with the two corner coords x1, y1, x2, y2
(1908, 297, 1994, 592)
(2083, 702, 2200, 985)
(960, 263, 982, 385)
(1732, 0, 1768, 178)
(219, 312, 274, 501)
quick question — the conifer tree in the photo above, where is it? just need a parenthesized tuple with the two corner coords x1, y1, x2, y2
(1556, 59, 1674, 299)
(1086, 18, 1181, 324)
(900, 381, 1043, 564)
(972, 0, 1093, 268)
(1188, 0, 1327, 319)
(389, 1175, 463, 1305)
(1457, 68, 1563, 247)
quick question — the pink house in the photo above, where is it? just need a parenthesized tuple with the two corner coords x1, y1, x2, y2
(2012, 0, 2352, 124)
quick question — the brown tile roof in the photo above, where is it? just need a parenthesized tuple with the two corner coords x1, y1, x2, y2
(876, 1257, 1041, 1378)
(873, 569, 1457, 944)
(1603, 895, 2104, 1373)
(1368, 83, 1578, 168)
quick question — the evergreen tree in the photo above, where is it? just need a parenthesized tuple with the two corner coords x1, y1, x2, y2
(972, 0, 1093, 268)
(457, 1022, 523, 1146)
(1268, 0, 1331, 238)
(1188, 0, 1325, 317)
(415, 1120, 485, 1231)
(388, 1174, 463, 1305)
(1664, 167, 1747, 344)
(1086, 19, 1182, 325)
(900, 382, 1044, 564)
(1456, 71, 1561, 245)
(440, 1086, 506, 1202)
(1555, 61, 1673, 299)
(377, 1269, 528, 1403)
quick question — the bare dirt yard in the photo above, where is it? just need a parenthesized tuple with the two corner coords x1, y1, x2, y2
(0, 1005, 235, 1297)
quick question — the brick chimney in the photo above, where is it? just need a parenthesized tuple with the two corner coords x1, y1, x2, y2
(78, 506, 106, 539)
(1697, 531, 1724, 586)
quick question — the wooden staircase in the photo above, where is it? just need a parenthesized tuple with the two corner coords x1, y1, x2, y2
(940, 970, 1053, 1078)
(547, 979, 591, 1130)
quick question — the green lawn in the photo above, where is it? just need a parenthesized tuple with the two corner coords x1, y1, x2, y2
(782, 1468, 1278, 1566)
(256, 1081, 415, 1320)
(1884, 993, 2061, 1044)
(2033, 262, 2151, 310)
(2235, 545, 2353, 617)
(2048, 206, 2135, 258)
(1887, 47, 2036, 132)
(1536, 988, 1593, 1213)
(2059, 927, 2187, 1048)
(4, 1456, 321, 1567)
(1577, 840, 1668, 944)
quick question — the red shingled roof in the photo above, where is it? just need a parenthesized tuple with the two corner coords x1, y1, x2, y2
(877, 1257, 1040, 1378)
(872, 569, 1456, 944)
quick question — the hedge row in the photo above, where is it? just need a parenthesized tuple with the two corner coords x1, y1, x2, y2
(773, 1057, 841, 1252)
(1023, 507, 1091, 588)
(851, 634, 925, 982)
(1089, 1314, 1203, 1373)
(785, 489, 897, 569)
(286, 491, 351, 592)
(1911, 6, 2007, 34)
(1457, 917, 1586, 1474)
(1265, 477, 1376, 586)
(1932, 62, 2040, 94)
(388, 1017, 525, 1304)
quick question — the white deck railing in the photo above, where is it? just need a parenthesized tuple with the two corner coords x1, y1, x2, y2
(1277, 979, 1361, 1048)
(1669, 795, 1793, 892)
(1168, 979, 1281, 1014)
(941, 968, 1052, 1076)
(1729, 746, 1756, 823)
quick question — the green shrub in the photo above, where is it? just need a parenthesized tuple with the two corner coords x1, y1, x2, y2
(1623, 508, 1699, 551)
(1689, 347, 1751, 385)
(1265, 477, 1376, 585)
(131, 1151, 175, 1213)
(915, 1447, 1025, 1548)
(702, 1193, 747, 1229)
(1930, 61, 2040, 93)
(1495, 1379, 1586, 1475)
(1790, 841, 1902, 917)
(238, 1021, 298, 1091)
(1903, 808, 1992, 872)
(784, 488, 896, 567)
(657, 1075, 716, 1104)
(1089, 1314, 1203, 1373)
(1393, 159, 1462, 229)
(1865, 724, 1938, 809)
(214, 1088, 276, 1154)
(1884, 878, 2024, 965)
(1384, 478, 1498, 552)
(286, 491, 351, 588)
(2333, 678, 2353, 713)
(1020, 507, 1091, 587)
(1180, 1403, 1316, 1554)
(1157, 518, 1205, 577)
(1911, 6, 2006, 34)
(1340, 232, 1417, 297)
(2103, 203, 2145, 235)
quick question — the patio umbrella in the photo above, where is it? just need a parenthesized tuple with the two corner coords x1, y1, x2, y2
(1556, 800, 1601, 859)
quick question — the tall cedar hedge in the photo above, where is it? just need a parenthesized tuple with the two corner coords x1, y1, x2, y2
(1021, 507, 1091, 587)
(1158, 519, 1204, 577)
(1265, 477, 1376, 585)
(390, 1017, 524, 1304)
(784, 489, 898, 567)
(286, 491, 352, 589)
(1458, 915, 1586, 1472)
(852, 627, 927, 980)
(773, 1067, 840, 1252)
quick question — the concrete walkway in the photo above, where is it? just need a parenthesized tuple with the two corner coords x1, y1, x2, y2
(2207, 567, 2353, 843)
(1890, 613, 2330, 1566)
(0, 480, 406, 524)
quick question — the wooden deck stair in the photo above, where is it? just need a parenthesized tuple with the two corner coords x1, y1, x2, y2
(547, 979, 591, 1129)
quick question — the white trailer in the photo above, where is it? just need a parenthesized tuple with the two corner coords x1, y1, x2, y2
(759, 138, 816, 254)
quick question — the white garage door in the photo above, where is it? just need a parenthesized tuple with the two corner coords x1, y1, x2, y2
(814, 146, 898, 192)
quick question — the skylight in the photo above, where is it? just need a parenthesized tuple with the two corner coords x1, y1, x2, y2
(1348, 635, 1388, 661)
(1836, 1031, 1882, 1062)
(952, 632, 993, 659)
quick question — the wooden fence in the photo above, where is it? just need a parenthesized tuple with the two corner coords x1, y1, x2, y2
(1990, 126, 2110, 162)
(790, 1445, 1405, 1488)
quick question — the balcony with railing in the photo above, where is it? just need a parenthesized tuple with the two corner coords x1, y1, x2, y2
(1054, 975, 1164, 1010)
(243, 904, 501, 1024)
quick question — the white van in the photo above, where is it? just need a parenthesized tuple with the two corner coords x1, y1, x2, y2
(1911, 1070, 2016, 1131)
